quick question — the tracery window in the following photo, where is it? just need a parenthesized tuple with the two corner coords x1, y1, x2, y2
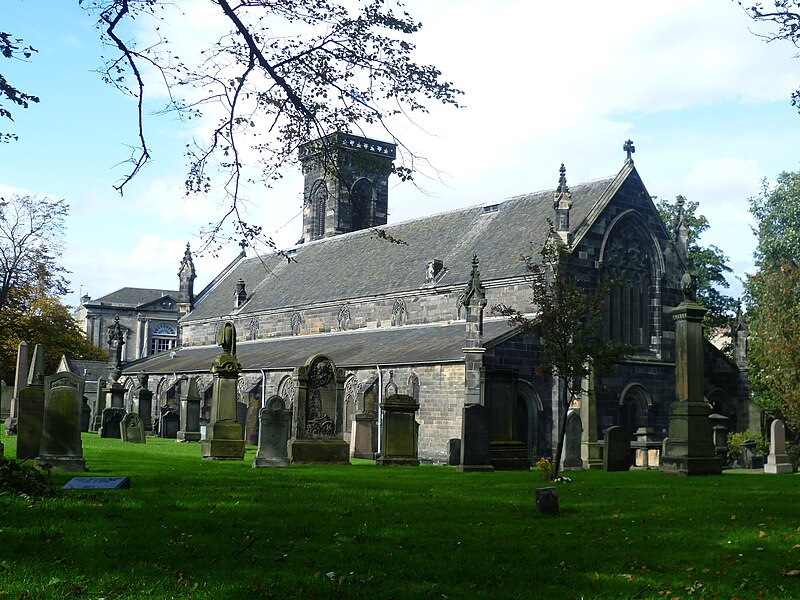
(602, 221, 654, 350)
(391, 299, 407, 327)
(311, 181, 328, 239)
(350, 178, 374, 230)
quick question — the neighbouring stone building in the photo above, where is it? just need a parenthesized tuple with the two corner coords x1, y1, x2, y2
(115, 133, 755, 465)
(75, 245, 199, 362)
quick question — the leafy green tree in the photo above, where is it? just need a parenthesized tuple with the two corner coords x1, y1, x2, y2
(0, 31, 39, 143)
(78, 0, 463, 250)
(655, 196, 738, 330)
(495, 234, 629, 478)
(745, 171, 800, 426)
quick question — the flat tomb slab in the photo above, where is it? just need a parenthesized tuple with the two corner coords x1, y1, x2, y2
(63, 476, 131, 490)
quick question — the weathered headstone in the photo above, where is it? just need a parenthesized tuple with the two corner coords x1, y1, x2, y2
(448, 438, 461, 466)
(535, 487, 560, 515)
(99, 407, 125, 439)
(253, 396, 292, 468)
(120, 412, 146, 444)
(91, 377, 107, 431)
(660, 284, 722, 475)
(64, 476, 130, 490)
(131, 372, 153, 432)
(765, 419, 792, 474)
(245, 400, 260, 446)
(485, 370, 529, 470)
(35, 371, 86, 472)
(603, 426, 631, 472)
(160, 408, 180, 439)
(563, 409, 583, 470)
(202, 321, 245, 460)
(0, 381, 11, 421)
(10, 340, 29, 422)
(353, 412, 377, 459)
(16, 344, 46, 460)
(287, 354, 349, 464)
(177, 377, 201, 442)
(80, 397, 92, 432)
(377, 393, 420, 467)
(458, 403, 494, 472)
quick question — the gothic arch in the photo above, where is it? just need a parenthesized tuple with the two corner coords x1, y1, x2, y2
(407, 373, 420, 401)
(391, 298, 407, 326)
(599, 210, 664, 350)
(310, 179, 328, 239)
(343, 375, 360, 438)
(290, 312, 302, 336)
(338, 305, 351, 331)
(350, 177, 375, 230)
(277, 375, 297, 406)
(456, 293, 466, 320)
(618, 382, 651, 438)
(248, 317, 259, 341)
(517, 380, 544, 458)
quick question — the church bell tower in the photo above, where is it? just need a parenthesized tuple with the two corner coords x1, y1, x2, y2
(298, 133, 396, 243)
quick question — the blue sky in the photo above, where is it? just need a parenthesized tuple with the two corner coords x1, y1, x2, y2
(2, 0, 800, 308)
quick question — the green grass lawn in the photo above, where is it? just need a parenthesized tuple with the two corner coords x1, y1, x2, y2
(2, 433, 800, 599)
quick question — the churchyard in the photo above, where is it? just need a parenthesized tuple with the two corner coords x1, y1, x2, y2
(2, 434, 800, 599)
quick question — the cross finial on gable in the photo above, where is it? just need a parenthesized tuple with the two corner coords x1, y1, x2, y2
(623, 139, 635, 164)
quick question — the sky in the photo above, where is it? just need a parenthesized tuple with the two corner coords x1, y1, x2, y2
(2, 0, 800, 309)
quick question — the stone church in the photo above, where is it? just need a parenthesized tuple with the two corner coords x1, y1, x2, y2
(116, 132, 754, 466)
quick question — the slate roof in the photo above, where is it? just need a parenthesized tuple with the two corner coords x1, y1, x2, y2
(89, 287, 182, 308)
(123, 318, 516, 374)
(61, 358, 108, 382)
(185, 169, 626, 322)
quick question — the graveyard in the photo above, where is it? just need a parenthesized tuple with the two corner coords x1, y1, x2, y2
(1, 433, 799, 599)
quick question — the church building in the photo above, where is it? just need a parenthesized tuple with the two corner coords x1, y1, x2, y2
(117, 133, 755, 466)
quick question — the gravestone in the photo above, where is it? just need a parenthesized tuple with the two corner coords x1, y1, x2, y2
(16, 344, 46, 460)
(177, 377, 202, 442)
(91, 377, 107, 431)
(131, 372, 153, 432)
(237, 401, 248, 439)
(353, 412, 376, 459)
(448, 438, 461, 466)
(64, 476, 130, 490)
(10, 340, 29, 422)
(535, 487, 559, 515)
(563, 410, 583, 470)
(765, 419, 792, 474)
(287, 354, 349, 464)
(120, 412, 146, 444)
(245, 400, 260, 446)
(35, 371, 86, 472)
(458, 403, 494, 472)
(99, 407, 125, 438)
(485, 370, 529, 470)
(160, 408, 180, 439)
(80, 397, 91, 432)
(660, 285, 722, 475)
(377, 393, 420, 467)
(0, 381, 11, 421)
(603, 426, 631, 472)
(253, 396, 292, 468)
(202, 321, 245, 460)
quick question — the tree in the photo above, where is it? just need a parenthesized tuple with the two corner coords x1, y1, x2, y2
(494, 234, 629, 479)
(78, 0, 463, 251)
(655, 195, 738, 331)
(0, 293, 107, 383)
(745, 171, 800, 426)
(0, 194, 104, 382)
(0, 194, 69, 316)
(738, 1, 800, 112)
(0, 31, 40, 143)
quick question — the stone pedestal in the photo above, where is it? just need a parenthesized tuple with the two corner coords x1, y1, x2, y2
(660, 299, 722, 476)
(177, 378, 202, 442)
(202, 330, 245, 460)
(132, 388, 153, 432)
(377, 394, 420, 467)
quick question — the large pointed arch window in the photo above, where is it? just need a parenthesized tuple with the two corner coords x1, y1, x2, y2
(602, 217, 656, 350)
(350, 178, 374, 230)
(311, 181, 328, 239)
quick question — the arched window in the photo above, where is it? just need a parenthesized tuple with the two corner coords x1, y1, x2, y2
(248, 318, 259, 341)
(277, 375, 296, 406)
(601, 215, 659, 351)
(290, 312, 302, 336)
(391, 299, 407, 327)
(343, 375, 360, 437)
(150, 323, 177, 355)
(407, 373, 420, 401)
(350, 178, 374, 230)
(338, 305, 351, 331)
(311, 181, 328, 239)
